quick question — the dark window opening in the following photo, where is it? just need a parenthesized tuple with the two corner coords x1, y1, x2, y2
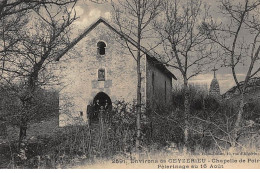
(98, 68, 105, 81)
(97, 41, 106, 55)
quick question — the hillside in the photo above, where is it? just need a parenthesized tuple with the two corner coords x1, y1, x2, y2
(222, 77, 260, 103)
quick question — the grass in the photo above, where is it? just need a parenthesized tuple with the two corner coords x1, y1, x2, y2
(1, 88, 260, 168)
(1, 116, 59, 143)
(0, 116, 59, 168)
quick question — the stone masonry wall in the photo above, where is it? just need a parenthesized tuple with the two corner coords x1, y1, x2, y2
(58, 23, 146, 126)
(146, 58, 172, 109)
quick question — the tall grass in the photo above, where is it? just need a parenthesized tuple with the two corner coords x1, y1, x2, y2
(1, 86, 260, 168)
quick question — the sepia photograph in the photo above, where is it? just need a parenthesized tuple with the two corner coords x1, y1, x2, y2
(0, 0, 260, 169)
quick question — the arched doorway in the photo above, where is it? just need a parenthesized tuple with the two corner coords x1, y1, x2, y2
(87, 92, 112, 123)
(93, 92, 112, 111)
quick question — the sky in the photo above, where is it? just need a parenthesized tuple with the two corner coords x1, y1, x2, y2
(69, 0, 258, 94)
(72, 1, 112, 30)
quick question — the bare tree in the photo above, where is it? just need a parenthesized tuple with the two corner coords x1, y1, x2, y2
(0, 0, 80, 78)
(0, 0, 78, 19)
(111, 0, 162, 152)
(0, 0, 78, 149)
(155, 0, 214, 153)
(201, 0, 260, 148)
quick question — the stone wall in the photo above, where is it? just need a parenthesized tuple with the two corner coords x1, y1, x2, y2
(57, 23, 147, 126)
(146, 57, 173, 109)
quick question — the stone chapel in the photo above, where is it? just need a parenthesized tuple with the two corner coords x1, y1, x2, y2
(56, 18, 177, 126)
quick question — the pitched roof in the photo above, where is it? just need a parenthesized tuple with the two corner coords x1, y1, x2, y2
(56, 18, 177, 80)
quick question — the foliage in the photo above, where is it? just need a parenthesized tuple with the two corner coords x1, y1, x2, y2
(200, 0, 260, 147)
(147, 85, 260, 153)
(0, 85, 59, 126)
(1, 86, 260, 168)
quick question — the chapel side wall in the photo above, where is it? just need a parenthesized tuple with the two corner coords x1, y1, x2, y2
(58, 23, 146, 126)
(146, 57, 172, 109)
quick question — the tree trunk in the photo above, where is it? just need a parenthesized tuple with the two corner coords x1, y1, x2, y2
(136, 62, 142, 153)
(18, 60, 43, 150)
(183, 78, 190, 154)
(231, 93, 244, 149)
(135, 0, 142, 153)
(18, 119, 27, 150)
(18, 97, 31, 150)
